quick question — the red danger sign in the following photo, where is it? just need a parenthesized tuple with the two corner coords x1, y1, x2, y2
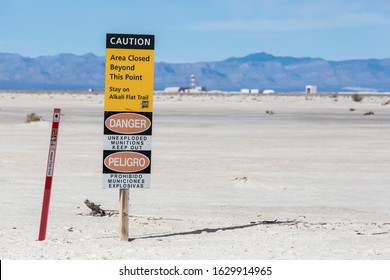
(103, 112, 152, 151)
(105, 112, 151, 134)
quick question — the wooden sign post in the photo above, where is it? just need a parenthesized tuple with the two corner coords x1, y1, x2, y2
(119, 189, 129, 240)
(38, 108, 61, 241)
(103, 34, 155, 241)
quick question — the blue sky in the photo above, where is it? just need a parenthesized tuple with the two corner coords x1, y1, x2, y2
(1, 0, 389, 62)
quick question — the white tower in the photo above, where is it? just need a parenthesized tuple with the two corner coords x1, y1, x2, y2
(190, 74, 195, 90)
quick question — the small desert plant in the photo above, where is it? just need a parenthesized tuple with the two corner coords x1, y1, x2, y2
(351, 94, 363, 102)
(382, 100, 390, 106)
(26, 112, 42, 123)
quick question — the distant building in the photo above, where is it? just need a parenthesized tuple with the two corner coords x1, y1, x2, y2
(164, 86, 206, 93)
(194, 86, 206, 92)
(305, 85, 317, 94)
(164, 87, 181, 93)
(262, 89, 275, 94)
(164, 74, 206, 93)
(241, 88, 262, 94)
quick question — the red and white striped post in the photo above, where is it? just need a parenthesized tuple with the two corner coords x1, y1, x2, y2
(38, 108, 61, 241)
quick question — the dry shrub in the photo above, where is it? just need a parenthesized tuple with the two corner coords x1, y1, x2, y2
(351, 94, 363, 102)
(382, 100, 390, 106)
(26, 112, 42, 123)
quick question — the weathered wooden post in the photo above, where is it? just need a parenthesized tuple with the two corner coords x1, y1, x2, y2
(119, 189, 129, 240)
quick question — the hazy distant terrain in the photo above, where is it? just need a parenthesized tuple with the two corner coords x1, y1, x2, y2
(1, 52, 389, 92)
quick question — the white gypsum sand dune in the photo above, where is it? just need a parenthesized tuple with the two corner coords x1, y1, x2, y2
(0, 92, 389, 259)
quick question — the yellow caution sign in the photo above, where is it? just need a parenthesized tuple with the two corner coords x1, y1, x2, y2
(104, 34, 154, 112)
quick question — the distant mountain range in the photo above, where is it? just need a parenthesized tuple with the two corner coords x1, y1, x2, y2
(1, 52, 389, 92)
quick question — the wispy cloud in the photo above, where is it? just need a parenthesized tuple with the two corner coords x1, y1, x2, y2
(181, 12, 390, 32)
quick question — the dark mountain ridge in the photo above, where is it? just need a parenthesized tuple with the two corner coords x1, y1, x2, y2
(1, 52, 389, 92)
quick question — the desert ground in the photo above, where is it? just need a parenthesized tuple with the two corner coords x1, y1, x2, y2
(0, 91, 389, 260)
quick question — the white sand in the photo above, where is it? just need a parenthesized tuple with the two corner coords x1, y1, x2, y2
(0, 92, 389, 260)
